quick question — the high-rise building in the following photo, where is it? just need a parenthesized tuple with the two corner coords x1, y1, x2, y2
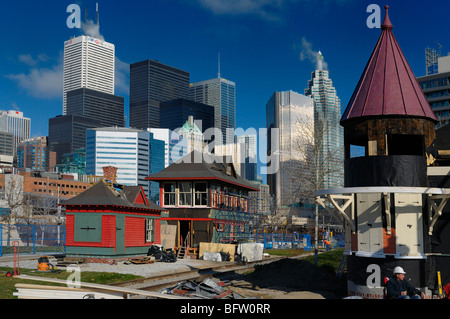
(189, 76, 236, 144)
(17, 136, 56, 171)
(305, 56, 344, 190)
(417, 54, 450, 127)
(66, 88, 125, 127)
(147, 128, 171, 168)
(236, 134, 258, 181)
(0, 132, 14, 157)
(159, 98, 214, 133)
(63, 35, 115, 115)
(0, 110, 31, 155)
(425, 46, 441, 76)
(148, 132, 166, 203)
(266, 91, 314, 207)
(85, 127, 151, 195)
(48, 114, 102, 164)
(129, 60, 190, 129)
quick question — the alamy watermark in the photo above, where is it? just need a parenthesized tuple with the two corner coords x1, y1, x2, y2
(366, 4, 381, 29)
(169, 126, 280, 175)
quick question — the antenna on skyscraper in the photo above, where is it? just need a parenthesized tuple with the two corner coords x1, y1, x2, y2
(217, 52, 221, 78)
(85, 6, 88, 23)
(96, 2, 99, 26)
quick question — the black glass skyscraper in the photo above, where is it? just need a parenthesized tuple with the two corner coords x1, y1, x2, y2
(129, 60, 190, 129)
(66, 88, 125, 127)
(48, 114, 102, 164)
(159, 98, 214, 132)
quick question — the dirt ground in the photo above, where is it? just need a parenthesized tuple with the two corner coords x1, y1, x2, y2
(224, 258, 347, 299)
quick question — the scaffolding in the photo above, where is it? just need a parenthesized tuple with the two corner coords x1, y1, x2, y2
(425, 44, 442, 75)
(209, 191, 266, 244)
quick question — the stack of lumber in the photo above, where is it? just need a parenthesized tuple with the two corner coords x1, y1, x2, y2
(14, 284, 124, 299)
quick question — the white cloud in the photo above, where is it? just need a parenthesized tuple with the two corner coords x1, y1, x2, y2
(6, 54, 63, 100)
(115, 56, 129, 95)
(18, 53, 48, 66)
(195, 0, 288, 20)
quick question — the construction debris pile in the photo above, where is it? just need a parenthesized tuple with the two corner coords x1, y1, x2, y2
(147, 245, 177, 263)
(160, 277, 246, 299)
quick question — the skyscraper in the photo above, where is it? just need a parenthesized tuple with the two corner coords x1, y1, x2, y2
(66, 87, 125, 127)
(159, 98, 214, 133)
(85, 127, 151, 195)
(129, 60, 190, 129)
(236, 134, 258, 181)
(305, 54, 344, 190)
(418, 53, 450, 127)
(63, 35, 115, 115)
(189, 76, 236, 144)
(266, 91, 314, 207)
(17, 136, 55, 171)
(48, 114, 102, 164)
(0, 110, 31, 155)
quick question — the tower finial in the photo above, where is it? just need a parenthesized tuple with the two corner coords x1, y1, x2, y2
(381, 5, 393, 30)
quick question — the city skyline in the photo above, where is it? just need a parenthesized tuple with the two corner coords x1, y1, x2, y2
(1, 1, 449, 140)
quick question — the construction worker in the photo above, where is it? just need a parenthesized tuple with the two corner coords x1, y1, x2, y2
(385, 266, 425, 299)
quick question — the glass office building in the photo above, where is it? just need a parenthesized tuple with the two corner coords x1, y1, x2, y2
(189, 77, 236, 144)
(159, 98, 214, 133)
(266, 90, 314, 207)
(129, 60, 190, 129)
(149, 132, 165, 203)
(66, 88, 125, 128)
(48, 114, 102, 164)
(305, 67, 344, 190)
(86, 127, 151, 196)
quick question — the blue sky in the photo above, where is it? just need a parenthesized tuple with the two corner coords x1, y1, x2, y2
(0, 0, 449, 141)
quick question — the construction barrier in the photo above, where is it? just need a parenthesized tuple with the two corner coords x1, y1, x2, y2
(0, 224, 65, 256)
(251, 233, 311, 251)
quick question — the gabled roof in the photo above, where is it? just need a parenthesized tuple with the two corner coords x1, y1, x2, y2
(340, 6, 437, 125)
(146, 151, 259, 191)
(61, 181, 165, 212)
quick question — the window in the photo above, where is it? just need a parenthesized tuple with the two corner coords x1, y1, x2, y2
(145, 218, 155, 242)
(178, 182, 192, 206)
(194, 182, 208, 206)
(163, 182, 176, 206)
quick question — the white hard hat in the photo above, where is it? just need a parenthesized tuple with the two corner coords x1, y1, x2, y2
(393, 266, 406, 274)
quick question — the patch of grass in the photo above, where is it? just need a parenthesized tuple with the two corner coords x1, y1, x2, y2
(263, 249, 311, 257)
(0, 266, 143, 299)
(303, 249, 344, 273)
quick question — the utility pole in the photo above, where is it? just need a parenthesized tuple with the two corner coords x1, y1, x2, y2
(314, 201, 318, 266)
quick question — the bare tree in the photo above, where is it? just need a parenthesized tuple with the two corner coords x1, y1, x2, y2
(293, 115, 344, 205)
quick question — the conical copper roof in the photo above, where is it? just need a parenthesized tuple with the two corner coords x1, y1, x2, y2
(340, 6, 437, 125)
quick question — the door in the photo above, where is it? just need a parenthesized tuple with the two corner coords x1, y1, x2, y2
(115, 215, 125, 254)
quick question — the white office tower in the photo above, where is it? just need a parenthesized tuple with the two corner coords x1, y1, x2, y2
(0, 110, 31, 154)
(63, 35, 115, 115)
(86, 127, 150, 196)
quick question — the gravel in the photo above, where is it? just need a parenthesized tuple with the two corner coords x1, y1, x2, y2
(0, 257, 226, 278)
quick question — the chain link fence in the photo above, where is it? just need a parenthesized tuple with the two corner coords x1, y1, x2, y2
(0, 224, 65, 256)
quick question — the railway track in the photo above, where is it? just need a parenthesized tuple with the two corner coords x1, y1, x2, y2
(113, 253, 314, 293)
(112, 256, 285, 292)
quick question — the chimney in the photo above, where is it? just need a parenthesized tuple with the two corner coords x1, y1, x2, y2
(102, 166, 118, 183)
